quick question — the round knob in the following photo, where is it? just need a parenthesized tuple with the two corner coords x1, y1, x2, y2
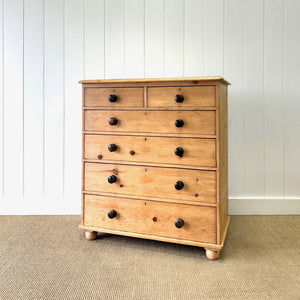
(175, 94, 184, 103)
(107, 175, 117, 184)
(175, 119, 184, 128)
(175, 218, 184, 228)
(108, 144, 117, 152)
(175, 147, 184, 157)
(108, 117, 118, 126)
(108, 209, 117, 219)
(108, 94, 118, 102)
(175, 181, 184, 190)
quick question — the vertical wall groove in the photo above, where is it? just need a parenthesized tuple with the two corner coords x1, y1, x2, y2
(262, 0, 265, 198)
(163, 0, 165, 77)
(182, 0, 185, 77)
(1, 0, 4, 198)
(202, 0, 205, 75)
(62, 0, 65, 196)
(282, 0, 286, 199)
(22, 0, 25, 197)
(242, 0, 245, 198)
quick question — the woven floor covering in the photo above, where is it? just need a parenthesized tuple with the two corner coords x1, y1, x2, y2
(0, 216, 299, 300)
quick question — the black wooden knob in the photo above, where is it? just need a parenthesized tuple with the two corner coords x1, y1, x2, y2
(108, 94, 118, 102)
(175, 147, 184, 157)
(175, 94, 184, 103)
(108, 209, 117, 219)
(175, 119, 184, 127)
(175, 181, 184, 190)
(108, 144, 117, 152)
(107, 175, 117, 184)
(175, 218, 184, 228)
(108, 117, 118, 126)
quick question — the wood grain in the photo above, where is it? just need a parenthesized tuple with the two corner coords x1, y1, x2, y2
(84, 110, 216, 135)
(80, 77, 229, 257)
(148, 86, 215, 107)
(84, 134, 216, 167)
(85, 87, 144, 107)
(84, 194, 217, 244)
(84, 162, 217, 204)
(218, 83, 229, 244)
(79, 76, 230, 85)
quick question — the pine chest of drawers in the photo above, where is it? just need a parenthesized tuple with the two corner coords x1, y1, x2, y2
(79, 77, 230, 260)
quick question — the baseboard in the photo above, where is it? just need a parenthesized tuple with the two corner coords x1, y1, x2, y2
(229, 198, 300, 215)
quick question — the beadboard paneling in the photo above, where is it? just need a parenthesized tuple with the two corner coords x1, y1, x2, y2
(0, 0, 300, 215)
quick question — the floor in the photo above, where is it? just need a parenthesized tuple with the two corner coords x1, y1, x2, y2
(0, 215, 299, 299)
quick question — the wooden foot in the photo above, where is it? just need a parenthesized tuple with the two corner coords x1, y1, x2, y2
(85, 231, 97, 240)
(205, 248, 220, 260)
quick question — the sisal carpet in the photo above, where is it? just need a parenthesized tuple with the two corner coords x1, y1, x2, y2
(0, 216, 299, 300)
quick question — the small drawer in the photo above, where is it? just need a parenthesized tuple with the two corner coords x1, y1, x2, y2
(84, 194, 217, 244)
(85, 134, 216, 167)
(84, 163, 216, 204)
(85, 87, 144, 107)
(84, 110, 216, 135)
(147, 86, 215, 108)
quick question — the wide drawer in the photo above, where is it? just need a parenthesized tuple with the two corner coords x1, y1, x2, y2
(85, 110, 216, 135)
(84, 163, 216, 204)
(85, 87, 144, 107)
(147, 86, 215, 108)
(84, 194, 217, 244)
(85, 134, 216, 167)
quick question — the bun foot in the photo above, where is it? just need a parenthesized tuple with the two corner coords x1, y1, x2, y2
(85, 231, 97, 240)
(205, 248, 220, 260)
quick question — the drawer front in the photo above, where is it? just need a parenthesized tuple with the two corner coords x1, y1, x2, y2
(85, 87, 144, 107)
(85, 134, 216, 167)
(85, 110, 216, 135)
(148, 86, 215, 108)
(84, 194, 217, 244)
(84, 163, 216, 204)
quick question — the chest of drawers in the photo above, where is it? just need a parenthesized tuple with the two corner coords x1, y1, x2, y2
(79, 77, 230, 260)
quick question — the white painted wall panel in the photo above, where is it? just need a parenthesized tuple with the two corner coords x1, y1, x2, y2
(23, 0, 44, 202)
(124, 0, 144, 78)
(184, 0, 204, 77)
(64, 0, 83, 213)
(284, 0, 300, 198)
(203, 0, 224, 75)
(84, 0, 105, 79)
(1, 0, 300, 215)
(164, 0, 184, 77)
(3, 0, 24, 203)
(145, 0, 164, 77)
(105, 0, 124, 79)
(264, 0, 284, 197)
(224, 0, 245, 199)
(244, 0, 264, 197)
(43, 0, 64, 205)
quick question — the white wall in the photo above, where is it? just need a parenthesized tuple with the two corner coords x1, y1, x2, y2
(0, 0, 300, 215)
